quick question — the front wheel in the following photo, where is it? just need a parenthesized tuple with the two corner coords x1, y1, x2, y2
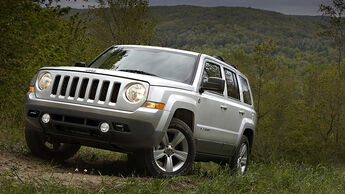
(142, 118, 196, 177)
(230, 136, 250, 175)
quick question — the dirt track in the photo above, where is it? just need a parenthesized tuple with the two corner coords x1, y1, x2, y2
(0, 151, 144, 188)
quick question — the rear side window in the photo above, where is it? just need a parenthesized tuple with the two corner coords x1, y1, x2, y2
(239, 76, 252, 105)
(224, 69, 240, 100)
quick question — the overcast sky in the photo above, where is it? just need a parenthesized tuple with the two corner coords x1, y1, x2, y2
(55, 0, 328, 15)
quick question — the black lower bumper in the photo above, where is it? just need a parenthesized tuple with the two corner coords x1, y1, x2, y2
(25, 104, 163, 152)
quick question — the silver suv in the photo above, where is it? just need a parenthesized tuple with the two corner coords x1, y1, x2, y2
(25, 45, 256, 177)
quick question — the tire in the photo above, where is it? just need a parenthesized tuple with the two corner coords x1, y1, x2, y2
(127, 152, 146, 174)
(25, 127, 80, 161)
(142, 118, 196, 177)
(230, 135, 250, 175)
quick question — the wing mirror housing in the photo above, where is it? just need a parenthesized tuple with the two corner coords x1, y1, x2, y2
(75, 62, 86, 67)
(200, 77, 225, 94)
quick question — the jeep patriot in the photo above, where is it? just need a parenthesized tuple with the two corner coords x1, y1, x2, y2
(25, 45, 256, 177)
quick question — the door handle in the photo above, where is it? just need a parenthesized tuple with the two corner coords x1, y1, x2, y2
(220, 105, 228, 110)
(239, 110, 245, 116)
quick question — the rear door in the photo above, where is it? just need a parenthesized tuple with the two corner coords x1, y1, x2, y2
(221, 68, 245, 154)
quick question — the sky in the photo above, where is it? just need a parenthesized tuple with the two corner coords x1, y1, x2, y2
(55, 0, 328, 16)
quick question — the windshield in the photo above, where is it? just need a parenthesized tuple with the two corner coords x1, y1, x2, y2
(89, 47, 197, 84)
(89, 47, 198, 84)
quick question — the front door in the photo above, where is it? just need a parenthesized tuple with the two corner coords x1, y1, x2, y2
(195, 61, 229, 155)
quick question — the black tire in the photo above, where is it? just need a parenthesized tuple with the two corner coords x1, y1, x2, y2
(25, 127, 80, 161)
(230, 135, 250, 175)
(127, 152, 146, 174)
(142, 118, 196, 177)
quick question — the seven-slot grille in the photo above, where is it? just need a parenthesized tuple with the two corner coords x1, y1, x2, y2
(50, 74, 121, 106)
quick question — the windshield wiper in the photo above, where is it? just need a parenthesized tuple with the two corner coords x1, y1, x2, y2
(118, 69, 158, 77)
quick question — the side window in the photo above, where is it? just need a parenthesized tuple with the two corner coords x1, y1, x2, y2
(202, 62, 223, 94)
(224, 69, 240, 100)
(239, 76, 252, 105)
(202, 62, 222, 82)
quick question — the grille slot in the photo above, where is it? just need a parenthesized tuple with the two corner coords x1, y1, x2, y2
(69, 77, 79, 97)
(110, 83, 121, 103)
(60, 76, 70, 96)
(99, 81, 110, 101)
(89, 80, 99, 100)
(79, 78, 89, 99)
(51, 75, 61, 95)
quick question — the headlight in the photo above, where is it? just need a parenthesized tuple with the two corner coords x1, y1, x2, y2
(37, 72, 52, 90)
(125, 83, 146, 102)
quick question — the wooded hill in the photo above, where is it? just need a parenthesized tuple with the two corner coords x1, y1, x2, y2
(72, 5, 333, 68)
(150, 6, 334, 68)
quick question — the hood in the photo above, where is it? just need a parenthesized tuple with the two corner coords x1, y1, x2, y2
(40, 66, 195, 91)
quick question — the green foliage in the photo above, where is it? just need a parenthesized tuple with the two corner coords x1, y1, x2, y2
(89, 0, 155, 48)
(319, 0, 345, 52)
(150, 6, 335, 68)
(0, 0, 96, 138)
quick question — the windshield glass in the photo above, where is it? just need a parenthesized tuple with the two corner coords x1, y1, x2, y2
(89, 47, 198, 84)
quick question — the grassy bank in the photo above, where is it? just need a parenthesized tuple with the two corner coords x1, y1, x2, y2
(0, 122, 344, 193)
(0, 152, 344, 193)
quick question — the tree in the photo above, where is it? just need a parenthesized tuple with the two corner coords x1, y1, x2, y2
(90, 0, 155, 47)
(0, 0, 94, 132)
(251, 40, 278, 135)
(319, 0, 345, 162)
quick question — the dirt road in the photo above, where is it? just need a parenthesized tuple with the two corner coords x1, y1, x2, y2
(0, 150, 144, 189)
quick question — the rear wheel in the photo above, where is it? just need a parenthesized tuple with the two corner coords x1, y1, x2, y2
(25, 127, 80, 161)
(142, 118, 195, 177)
(230, 136, 250, 175)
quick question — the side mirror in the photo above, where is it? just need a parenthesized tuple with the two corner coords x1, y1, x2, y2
(75, 62, 86, 67)
(200, 77, 225, 94)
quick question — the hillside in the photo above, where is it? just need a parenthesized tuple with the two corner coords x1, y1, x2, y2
(148, 6, 333, 67)
(151, 6, 320, 48)
(71, 6, 333, 67)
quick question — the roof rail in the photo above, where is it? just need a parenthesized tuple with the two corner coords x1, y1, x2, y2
(213, 56, 225, 62)
(213, 56, 238, 69)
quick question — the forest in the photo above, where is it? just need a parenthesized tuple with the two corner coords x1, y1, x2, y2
(0, 0, 344, 192)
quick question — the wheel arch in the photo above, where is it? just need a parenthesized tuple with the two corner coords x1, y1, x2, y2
(243, 128, 254, 152)
(172, 108, 195, 133)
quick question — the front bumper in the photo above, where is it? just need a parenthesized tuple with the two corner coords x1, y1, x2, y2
(25, 92, 170, 152)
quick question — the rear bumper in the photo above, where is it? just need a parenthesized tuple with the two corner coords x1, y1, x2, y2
(25, 92, 170, 152)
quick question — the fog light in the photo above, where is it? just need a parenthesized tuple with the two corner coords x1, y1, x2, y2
(100, 122, 110, 133)
(41, 113, 50, 124)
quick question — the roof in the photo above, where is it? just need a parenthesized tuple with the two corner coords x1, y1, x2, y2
(117, 45, 200, 56)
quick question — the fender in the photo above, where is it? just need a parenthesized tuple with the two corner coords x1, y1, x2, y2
(162, 94, 198, 133)
(235, 118, 255, 147)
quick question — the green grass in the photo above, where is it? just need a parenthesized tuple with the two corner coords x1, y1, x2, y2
(0, 122, 344, 193)
(1, 159, 344, 193)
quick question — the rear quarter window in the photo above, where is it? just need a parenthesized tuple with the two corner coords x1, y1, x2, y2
(239, 76, 252, 105)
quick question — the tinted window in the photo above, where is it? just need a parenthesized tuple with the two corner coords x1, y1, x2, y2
(239, 76, 252, 105)
(202, 62, 223, 94)
(224, 69, 240, 100)
(89, 47, 197, 84)
(202, 62, 222, 82)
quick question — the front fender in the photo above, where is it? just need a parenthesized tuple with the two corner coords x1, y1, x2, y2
(147, 86, 198, 134)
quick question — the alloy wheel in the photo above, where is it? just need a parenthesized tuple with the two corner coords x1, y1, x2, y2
(153, 128, 189, 172)
(236, 143, 248, 175)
